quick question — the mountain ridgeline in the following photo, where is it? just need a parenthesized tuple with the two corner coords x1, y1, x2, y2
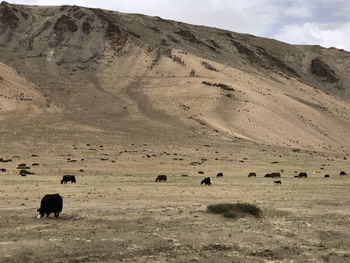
(0, 1, 350, 152)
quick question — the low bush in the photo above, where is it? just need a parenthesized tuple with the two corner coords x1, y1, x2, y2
(202, 81, 234, 91)
(201, 61, 218, 71)
(207, 203, 262, 219)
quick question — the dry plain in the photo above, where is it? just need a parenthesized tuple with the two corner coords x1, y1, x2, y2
(1, 133, 349, 263)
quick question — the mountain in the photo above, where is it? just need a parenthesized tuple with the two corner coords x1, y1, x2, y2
(1, 1, 350, 152)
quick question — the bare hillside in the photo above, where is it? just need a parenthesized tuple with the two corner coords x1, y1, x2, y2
(0, 1, 350, 152)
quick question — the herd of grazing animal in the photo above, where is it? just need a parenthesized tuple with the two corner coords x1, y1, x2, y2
(31, 167, 350, 219)
(155, 169, 339, 188)
(2, 152, 345, 219)
(1, 142, 346, 223)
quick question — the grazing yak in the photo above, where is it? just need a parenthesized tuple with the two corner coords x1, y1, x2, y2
(37, 194, 63, 218)
(61, 175, 76, 184)
(248, 172, 256, 177)
(324, 174, 330, 178)
(295, 172, 307, 178)
(265, 172, 281, 178)
(216, 172, 223, 178)
(298, 172, 307, 178)
(201, 177, 211, 185)
(274, 180, 282, 185)
(271, 172, 281, 178)
(155, 175, 167, 182)
(340, 171, 347, 176)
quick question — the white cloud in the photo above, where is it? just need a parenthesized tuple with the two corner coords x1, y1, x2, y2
(274, 22, 350, 51)
(284, 6, 314, 19)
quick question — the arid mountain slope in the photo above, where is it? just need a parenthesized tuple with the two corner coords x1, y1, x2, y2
(0, 1, 350, 152)
(0, 62, 49, 116)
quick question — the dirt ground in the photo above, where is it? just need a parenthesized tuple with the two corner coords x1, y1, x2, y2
(1, 135, 349, 263)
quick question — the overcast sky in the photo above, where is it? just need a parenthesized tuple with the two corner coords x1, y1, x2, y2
(10, 0, 350, 51)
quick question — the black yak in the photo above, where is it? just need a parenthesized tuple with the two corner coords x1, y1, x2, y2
(155, 175, 167, 182)
(274, 180, 282, 185)
(298, 172, 307, 178)
(61, 175, 76, 184)
(201, 177, 211, 185)
(248, 172, 256, 177)
(271, 172, 281, 178)
(216, 172, 223, 177)
(37, 194, 63, 218)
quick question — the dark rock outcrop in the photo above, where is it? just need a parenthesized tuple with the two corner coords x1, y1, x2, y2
(231, 40, 299, 78)
(311, 59, 340, 84)
(0, 1, 19, 29)
(54, 15, 78, 32)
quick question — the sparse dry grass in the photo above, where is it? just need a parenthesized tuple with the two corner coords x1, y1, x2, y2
(0, 139, 349, 262)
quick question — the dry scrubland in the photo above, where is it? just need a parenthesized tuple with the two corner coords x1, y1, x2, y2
(1, 139, 350, 262)
(0, 2, 350, 262)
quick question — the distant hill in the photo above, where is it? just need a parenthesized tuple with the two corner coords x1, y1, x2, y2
(0, 1, 349, 152)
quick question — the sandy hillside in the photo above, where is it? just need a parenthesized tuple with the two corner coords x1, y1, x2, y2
(0, 1, 350, 151)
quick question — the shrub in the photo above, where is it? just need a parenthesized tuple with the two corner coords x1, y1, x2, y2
(19, 169, 35, 175)
(202, 81, 234, 91)
(207, 203, 262, 219)
(201, 61, 218, 71)
(235, 203, 262, 217)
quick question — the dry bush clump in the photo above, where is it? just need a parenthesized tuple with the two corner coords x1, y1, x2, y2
(202, 81, 234, 91)
(207, 203, 262, 219)
(201, 61, 218, 72)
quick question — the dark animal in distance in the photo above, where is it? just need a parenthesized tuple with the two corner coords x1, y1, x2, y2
(265, 172, 281, 178)
(248, 172, 256, 177)
(37, 194, 63, 218)
(61, 175, 76, 184)
(155, 175, 167, 182)
(296, 172, 308, 178)
(201, 177, 211, 185)
(340, 171, 347, 176)
(274, 180, 282, 185)
(324, 174, 330, 178)
(216, 172, 223, 177)
(271, 172, 281, 178)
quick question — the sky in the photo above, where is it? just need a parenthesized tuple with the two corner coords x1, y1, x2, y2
(9, 0, 350, 51)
